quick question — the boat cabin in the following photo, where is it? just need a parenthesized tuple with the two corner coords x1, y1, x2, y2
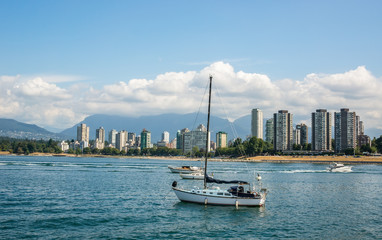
(228, 186, 257, 198)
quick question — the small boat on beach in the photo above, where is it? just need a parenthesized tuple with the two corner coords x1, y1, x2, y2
(327, 162, 352, 172)
(168, 165, 202, 174)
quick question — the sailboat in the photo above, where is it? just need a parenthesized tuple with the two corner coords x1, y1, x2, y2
(172, 76, 267, 207)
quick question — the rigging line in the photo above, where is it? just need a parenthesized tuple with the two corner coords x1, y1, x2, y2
(213, 82, 251, 177)
(213, 84, 247, 157)
(191, 79, 210, 132)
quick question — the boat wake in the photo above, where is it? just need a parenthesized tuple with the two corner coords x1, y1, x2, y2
(280, 169, 328, 174)
(259, 169, 328, 174)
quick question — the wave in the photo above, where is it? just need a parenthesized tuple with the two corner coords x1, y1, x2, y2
(0, 161, 162, 171)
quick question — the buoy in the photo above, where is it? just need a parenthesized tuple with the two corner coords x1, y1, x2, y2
(257, 174, 262, 181)
(204, 198, 208, 205)
(235, 200, 239, 208)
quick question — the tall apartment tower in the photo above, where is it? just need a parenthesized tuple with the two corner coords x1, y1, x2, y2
(95, 127, 106, 149)
(251, 108, 263, 139)
(77, 123, 89, 143)
(300, 124, 308, 145)
(265, 118, 274, 144)
(109, 129, 118, 147)
(312, 109, 332, 151)
(116, 130, 127, 151)
(141, 129, 151, 149)
(216, 131, 228, 148)
(162, 131, 170, 143)
(334, 108, 356, 153)
(96, 127, 105, 142)
(273, 110, 293, 151)
(293, 126, 301, 145)
(176, 128, 189, 150)
(359, 121, 364, 135)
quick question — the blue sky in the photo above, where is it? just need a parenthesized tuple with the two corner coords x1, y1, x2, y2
(1, 0, 382, 133)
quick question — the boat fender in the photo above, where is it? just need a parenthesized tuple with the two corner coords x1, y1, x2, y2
(204, 198, 208, 205)
(172, 181, 177, 187)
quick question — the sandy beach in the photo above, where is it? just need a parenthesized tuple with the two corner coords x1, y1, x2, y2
(1, 151, 381, 164)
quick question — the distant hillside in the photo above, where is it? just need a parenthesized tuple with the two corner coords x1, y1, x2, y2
(60, 113, 251, 142)
(0, 118, 66, 140)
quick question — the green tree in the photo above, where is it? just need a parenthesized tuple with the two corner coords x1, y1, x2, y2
(375, 136, 382, 153)
(83, 147, 91, 154)
(192, 146, 199, 157)
(360, 144, 372, 154)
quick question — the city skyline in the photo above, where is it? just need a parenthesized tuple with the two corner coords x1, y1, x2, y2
(70, 107, 371, 154)
(1, 1, 382, 133)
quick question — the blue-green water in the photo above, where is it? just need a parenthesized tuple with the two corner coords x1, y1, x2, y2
(1, 155, 381, 239)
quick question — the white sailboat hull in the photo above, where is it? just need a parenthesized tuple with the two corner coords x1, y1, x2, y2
(173, 188, 266, 207)
(179, 172, 204, 180)
(168, 165, 202, 174)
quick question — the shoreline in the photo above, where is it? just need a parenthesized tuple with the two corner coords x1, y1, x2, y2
(1, 151, 382, 164)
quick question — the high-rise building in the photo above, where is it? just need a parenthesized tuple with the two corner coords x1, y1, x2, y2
(141, 129, 151, 149)
(359, 121, 364, 135)
(334, 108, 356, 153)
(162, 131, 170, 143)
(312, 109, 332, 151)
(77, 123, 89, 143)
(355, 116, 361, 137)
(265, 118, 274, 144)
(95, 127, 105, 149)
(183, 124, 210, 153)
(293, 126, 301, 145)
(273, 110, 293, 151)
(251, 109, 263, 139)
(116, 130, 127, 151)
(108, 129, 118, 147)
(157, 131, 170, 148)
(176, 128, 189, 150)
(127, 132, 136, 147)
(135, 135, 141, 147)
(216, 131, 228, 148)
(300, 124, 309, 145)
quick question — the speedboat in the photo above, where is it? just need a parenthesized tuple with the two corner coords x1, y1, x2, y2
(168, 165, 202, 173)
(328, 162, 352, 172)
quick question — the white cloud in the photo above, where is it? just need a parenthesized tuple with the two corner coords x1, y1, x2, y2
(1, 63, 382, 132)
(13, 77, 71, 100)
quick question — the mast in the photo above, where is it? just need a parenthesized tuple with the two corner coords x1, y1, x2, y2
(203, 75, 212, 189)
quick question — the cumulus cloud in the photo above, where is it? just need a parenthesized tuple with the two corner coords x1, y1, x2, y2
(0, 75, 82, 129)
(13, 77, 71, 100)
(1, 63, 382, 131)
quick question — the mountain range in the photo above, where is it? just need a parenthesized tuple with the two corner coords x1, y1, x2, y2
(60, 113, 250, 142)
(0, 118, 67, 140)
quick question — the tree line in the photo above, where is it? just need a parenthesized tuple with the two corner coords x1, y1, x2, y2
(0, 137, 62, 154)
(1, 136, 382, 157)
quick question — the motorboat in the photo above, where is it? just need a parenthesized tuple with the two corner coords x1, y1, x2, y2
(168, 165, 202, 174)
(179, 172, 204, 180)
(328, 162, 352, 172)
(172, 76, 267, 207)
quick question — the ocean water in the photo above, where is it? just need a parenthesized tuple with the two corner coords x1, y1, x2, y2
(1, 155, 381, 239)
